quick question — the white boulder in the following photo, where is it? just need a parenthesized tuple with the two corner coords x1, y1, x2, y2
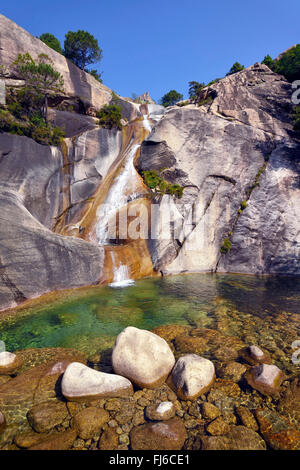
(112, 326, 175, 388)
(61, 362, 133, 401)
(171, 354, 215, 400)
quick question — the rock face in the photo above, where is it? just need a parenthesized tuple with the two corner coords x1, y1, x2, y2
(61, 362, 133, 401)
(138, 64, 300, 276)
(0, 14, 137, 118)
(171, 354, 215, 400)
(112, 327, 175, 388)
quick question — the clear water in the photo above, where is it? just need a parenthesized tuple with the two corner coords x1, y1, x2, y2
(0, 274, 299, 366)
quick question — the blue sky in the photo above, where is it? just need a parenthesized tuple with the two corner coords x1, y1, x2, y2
(1, 0, 299, 102)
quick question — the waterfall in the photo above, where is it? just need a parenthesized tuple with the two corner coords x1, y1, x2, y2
(109, 252, 135, 288)
(143, 114, 152, 132)
(96, 143, 141, 245)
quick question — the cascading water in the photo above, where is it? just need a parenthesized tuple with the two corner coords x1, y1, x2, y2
(109, 252, 135, 287)
(96, 143, 141, 245)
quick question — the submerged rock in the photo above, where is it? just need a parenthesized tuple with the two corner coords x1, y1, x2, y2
(240, 345, 272, 365)
(145, 401, 176, 421)
(29, 428, 77, 451)
(72, 407, 109, 439)
(200, 425, 266, 450)
(27, 401, 69, 433)
(255, 408, 300, 450)
(61, 362, 133, 401)
(112, 327, 175, 389)
(245, 363, 285, 395)
(0, 352, 23, 375)
(130, 417, 187, 450)
(171, 354, 215, 400)
(0, 411, 5, 434)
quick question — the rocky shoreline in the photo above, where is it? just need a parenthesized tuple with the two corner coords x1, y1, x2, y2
(0, 323, 299, 451)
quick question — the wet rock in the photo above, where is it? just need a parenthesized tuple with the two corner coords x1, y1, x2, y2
(27, 401, 69, 433)
(29, 428, 77, 450)
(240, 346, 272, 366)
(209, 379, 241, 399)
(255, 408, 300, 450)
(61, 362, 133, 401)
(14, 431, 53, 449)
(0, 352, 23, 375)
(201, 403, 220, 420)
(130, 417, 187, 450)
(0, 377, 11, 386)
(72, 407, 109, 439)
(151, 325, 191, 342)
(15, 347, 87, 374)
(206, 416, 231, 436)
(200, 425, 266, 450)
(0, 411, 6, 434)
(145, 402, 176, 421)
(216, 361, 247, 382)
(213, 346, 239, 362)
(245, 364, 285, 396)
(174, 335, 208, 355)
(171, 354, 215, 400)
(99, 427, 119, 450)
(235, 406, 258, 431)
(112, 327, 175, 389)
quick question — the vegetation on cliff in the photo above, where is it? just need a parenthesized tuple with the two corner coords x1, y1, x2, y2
(0, 52, 65, 145)
(262, 45, 300, 81)
(142, 170, 183, 198)
(64, 30, 103, 71)
(97, 104, 122, 130)
(39, 33, 63, 54)
(160, 90, 183, 107)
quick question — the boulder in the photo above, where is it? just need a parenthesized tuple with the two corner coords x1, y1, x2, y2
(27, 401, 69, 433)
(130, 417, 187, 450)
(245, 364, 286, 395)
(145, 402, 176, 421)
(61, 362, 133, 401)
(72, 407, 109, 439)
(171, 354, 215, 400)
(112, 327, 175, 388)
(0, 352, 23, 375)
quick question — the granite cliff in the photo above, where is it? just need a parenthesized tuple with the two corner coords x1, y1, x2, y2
(0, 15, 299, 311)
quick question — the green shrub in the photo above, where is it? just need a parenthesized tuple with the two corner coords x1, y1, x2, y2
(220, 238, 232, 254)
(141, 170, 183, 198)
(0, 109, 65, 146)
(97, 104, 122, 130)
(240, 200, 247, 210)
